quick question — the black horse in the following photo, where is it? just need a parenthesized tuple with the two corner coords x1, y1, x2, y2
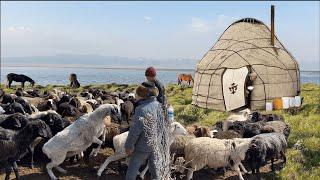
(6, 73, 35, 88)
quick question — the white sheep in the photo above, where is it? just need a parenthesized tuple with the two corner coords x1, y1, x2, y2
(184, 137, 251, 180)
(227, 108, 251, 122)
(42, 103, 118, 180)
(97, 121, 187, 177)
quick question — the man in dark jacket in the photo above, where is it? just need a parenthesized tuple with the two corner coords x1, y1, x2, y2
(145, 67, 166, 105)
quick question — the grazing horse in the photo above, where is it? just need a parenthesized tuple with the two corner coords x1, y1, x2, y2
(6, 73, 35, 88)
(178, 74, 194, 86)
(69, 73, 80, 88)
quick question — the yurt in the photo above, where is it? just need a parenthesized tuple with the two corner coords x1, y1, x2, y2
(192, 14, 300, 111)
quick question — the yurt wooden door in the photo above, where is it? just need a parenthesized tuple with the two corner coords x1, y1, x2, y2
(222, 67, 249, 111)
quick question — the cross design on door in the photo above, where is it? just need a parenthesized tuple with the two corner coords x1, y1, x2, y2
(229, 83, 238, 94)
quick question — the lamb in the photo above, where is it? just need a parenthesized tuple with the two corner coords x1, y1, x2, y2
(0, 120, 52, 180)
(97, 121, 188, 177)
(184, 137, 251, 180)
(246, 133, 287, 173)
(42, 104, 118, 180)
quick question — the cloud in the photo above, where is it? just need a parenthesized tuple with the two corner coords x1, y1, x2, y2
(190, 17, 210, 32)
(189, 15, 239, 33)
(143, 16, 152, 23)
(7, 26, 32, 33)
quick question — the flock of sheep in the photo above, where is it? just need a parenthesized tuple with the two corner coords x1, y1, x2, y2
(0, 87, 290, 180)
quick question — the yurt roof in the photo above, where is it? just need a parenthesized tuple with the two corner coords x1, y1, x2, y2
(196, 18, 299, 72)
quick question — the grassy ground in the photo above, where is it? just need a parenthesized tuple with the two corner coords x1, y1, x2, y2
(1, 83, 319, 179)
(166, 83, 320, 180)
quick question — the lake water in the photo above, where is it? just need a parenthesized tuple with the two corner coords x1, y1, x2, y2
(0, 66, 319, 86)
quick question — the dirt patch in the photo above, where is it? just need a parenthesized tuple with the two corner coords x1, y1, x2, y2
(1, 147, 284, 180)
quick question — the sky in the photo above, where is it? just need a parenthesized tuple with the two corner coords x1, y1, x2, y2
(1, 1, 319, 70)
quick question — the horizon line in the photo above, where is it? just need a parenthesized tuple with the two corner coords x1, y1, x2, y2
(1, 64, 319, 72)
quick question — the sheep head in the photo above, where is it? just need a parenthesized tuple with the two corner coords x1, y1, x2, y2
(93, 104, 119, 120)
(171, 122, 187, 136)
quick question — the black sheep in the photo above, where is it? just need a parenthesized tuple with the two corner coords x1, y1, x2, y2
(14, 97, 33, 114)
(250, 112, 284, 122)
(39, 112, 71, 135)
(0, 113, 29, 130)
(0, 120, 52, 180)
(57, 94, 71, 107)
(3, 102, 26, 115)
(214, 130, 242, 139)
(58, 102, 82, 118)
(246, 133, 287, 173)
(120, 100, 134, 124)
(1, 94, 14, 104)
(37, 99, 57, 111)
(26, 89, 40, 97)
(69, 97, 81, 108)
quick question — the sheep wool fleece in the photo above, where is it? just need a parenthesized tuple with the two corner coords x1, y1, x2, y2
(125, 97, 171, 180)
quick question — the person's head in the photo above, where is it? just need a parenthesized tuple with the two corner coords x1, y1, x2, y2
(249, 72, 257, 81)
(135, 81, 159, 100)
(145, 67, 157, 82)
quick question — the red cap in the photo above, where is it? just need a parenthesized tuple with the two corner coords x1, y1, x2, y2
(145, 67, 157, 77)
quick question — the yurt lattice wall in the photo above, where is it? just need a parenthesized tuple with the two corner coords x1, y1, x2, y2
(192, 18, 300, 111)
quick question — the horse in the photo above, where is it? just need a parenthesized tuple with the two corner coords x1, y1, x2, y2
(69, 73, 80, 88)
(178, 74, 194, 86)
(6, 73, 35, 89)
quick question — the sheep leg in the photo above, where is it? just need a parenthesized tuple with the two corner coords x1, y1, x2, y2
(139, 164, 149, 179)
(4, 163, 12, 180)
(186, 169, 194, 180)
(232, 165, 244, 180)
(271, 157, 275, 171)
(46, 155, 66, 180)
(55, 166, 67, 174)
(46, 162, 58, 180)
(97, 153, 127, 176)
(281, 151, 286, 163)
(239, 163, 248, 174)
(29, 137, 43, 168)
(11, 161, 20, 180)
(91, 136, 103, 157)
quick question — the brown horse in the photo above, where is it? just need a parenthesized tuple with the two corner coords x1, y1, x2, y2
(178, 74, 194, 86)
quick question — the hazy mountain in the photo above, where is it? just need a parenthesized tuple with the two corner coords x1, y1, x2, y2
(1, 54, 198, 69)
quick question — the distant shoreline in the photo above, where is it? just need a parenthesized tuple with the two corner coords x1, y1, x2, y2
(1, 64, 195, 72)
(1, 64, 319, 72)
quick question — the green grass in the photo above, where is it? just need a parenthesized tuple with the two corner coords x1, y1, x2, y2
(1, 83, 319, 179)
(167, 83, 320, 179)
